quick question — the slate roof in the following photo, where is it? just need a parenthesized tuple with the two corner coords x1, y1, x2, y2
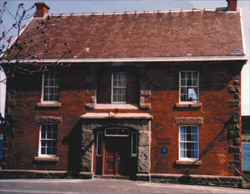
(7, 9, 245, 61)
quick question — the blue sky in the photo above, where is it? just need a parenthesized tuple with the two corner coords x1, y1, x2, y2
(1, 0, 250, 115)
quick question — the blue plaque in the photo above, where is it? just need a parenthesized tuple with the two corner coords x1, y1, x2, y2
(161, 147, 168, 153)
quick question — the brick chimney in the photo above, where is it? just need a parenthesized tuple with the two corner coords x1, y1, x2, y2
(35, 2, 50, 17)
(227, 0, 237, 11)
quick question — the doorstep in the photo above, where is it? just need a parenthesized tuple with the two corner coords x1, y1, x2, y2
(94, 175, 130, 180)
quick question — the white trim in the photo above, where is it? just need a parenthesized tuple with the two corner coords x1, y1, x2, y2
(239, 8, 246, 55)
(1, 55, 247, 64)
(80, 112, 153, 119)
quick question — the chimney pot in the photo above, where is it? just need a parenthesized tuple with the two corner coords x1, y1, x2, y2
(227, 0, 237, 11)
(35, 2, 50, 17)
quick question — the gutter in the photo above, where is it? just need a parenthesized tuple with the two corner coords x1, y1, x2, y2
(1, 55, 248, 64)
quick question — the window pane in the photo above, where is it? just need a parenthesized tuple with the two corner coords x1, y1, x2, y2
(117, 128, 129, 135)
(193, 150, 198, 158)
(180, 143, 185, 149)
(194, 143, 198, 151)
(193, 126, 198, 134)
(180, 134, 185, 141)
(181, 79, 187, 86)
(180, 126, 185, 133)
(41, 140, 46, 147)
(41, 148, 46, 154)
(193, 134, 198, 141)
(106, 128, 116, 135)
(52, 148, 56, 155)
(180, 150, 185, 158)
(193, 72, 198, 79)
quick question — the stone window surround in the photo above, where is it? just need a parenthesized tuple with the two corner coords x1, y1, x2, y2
(80, 112, 152, 179)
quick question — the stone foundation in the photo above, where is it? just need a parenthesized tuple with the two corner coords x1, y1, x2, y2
(150, 173, 243, 188)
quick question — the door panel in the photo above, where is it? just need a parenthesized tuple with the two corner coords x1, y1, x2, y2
(104, 138, 116, 175)
(104, 137, 129, 176)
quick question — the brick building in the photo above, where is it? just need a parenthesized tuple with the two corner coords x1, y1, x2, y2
(1, 0, 248, 186)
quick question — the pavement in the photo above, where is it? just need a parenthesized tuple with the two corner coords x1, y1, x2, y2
(0, 179, 249, 194)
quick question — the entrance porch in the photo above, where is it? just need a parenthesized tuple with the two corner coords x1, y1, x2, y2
(80, 113, 152, 180)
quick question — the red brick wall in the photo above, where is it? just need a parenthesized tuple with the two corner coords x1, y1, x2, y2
(146, 62, 242, 176)
(3, 62, 243, 176)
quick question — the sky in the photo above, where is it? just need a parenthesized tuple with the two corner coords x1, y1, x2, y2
(1, 0, 250, 115)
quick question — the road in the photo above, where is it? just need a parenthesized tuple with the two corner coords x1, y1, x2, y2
(0, 179, 249, 194)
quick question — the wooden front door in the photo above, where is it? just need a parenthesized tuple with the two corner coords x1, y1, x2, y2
(104, 137, 129, 176)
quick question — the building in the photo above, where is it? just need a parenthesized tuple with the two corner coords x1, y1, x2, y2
(1, 0, 247, 187)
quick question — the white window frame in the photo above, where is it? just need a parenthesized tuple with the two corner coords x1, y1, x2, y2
(179, 125, 199, 161)
(41, 72, 59, 103)
(96, 131, 102, 156)
(179, 71, 199, 104)
(111, 72, 127, 104)
(131, 132, 137, 157)
(39, 124, 57, 157)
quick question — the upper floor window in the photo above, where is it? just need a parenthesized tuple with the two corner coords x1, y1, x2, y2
(39, 124, 57, 157)
(179, 71, 199, 103)
(179, 126, 199, 160)
(112, 72, 127, 104)
(42, 72, 59, 103)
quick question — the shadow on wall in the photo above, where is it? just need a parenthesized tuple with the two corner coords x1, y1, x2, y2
(62, 120, 82, 175)
(173, 123, 228, 172)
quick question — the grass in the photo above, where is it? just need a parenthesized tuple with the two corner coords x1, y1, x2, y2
(242, 133, 250, 141)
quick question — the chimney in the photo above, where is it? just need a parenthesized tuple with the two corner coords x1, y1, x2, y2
(35, 2, 50, 17)
(227, 0, 237, 11)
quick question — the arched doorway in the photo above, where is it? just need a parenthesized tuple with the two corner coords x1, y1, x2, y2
(94, 127, 138, 176)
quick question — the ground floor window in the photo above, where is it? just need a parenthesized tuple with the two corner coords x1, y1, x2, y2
(39, 124, 57, 157)
(179, 126, 199, 160)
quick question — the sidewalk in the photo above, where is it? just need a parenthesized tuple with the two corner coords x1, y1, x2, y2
(0, 178, 249, 194)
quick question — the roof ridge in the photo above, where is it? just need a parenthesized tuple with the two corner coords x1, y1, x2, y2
(49, 8, 232, 17)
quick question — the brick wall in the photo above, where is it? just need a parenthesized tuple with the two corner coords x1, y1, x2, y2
(2, 61, 244, 177)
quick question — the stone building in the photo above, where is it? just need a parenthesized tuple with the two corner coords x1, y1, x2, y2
(1, 0, 247, 187)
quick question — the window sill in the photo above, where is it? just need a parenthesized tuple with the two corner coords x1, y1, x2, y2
(175, 103, 202, 108)
(93, 103, 139, 110)
(176, 160, 202, 165)
(34, 157, 59, 162)
(37, 103, 61, 108)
